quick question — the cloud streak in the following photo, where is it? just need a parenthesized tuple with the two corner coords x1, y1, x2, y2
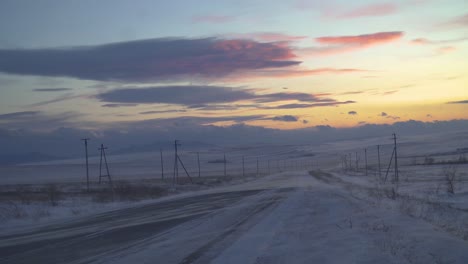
(262, 101, 356, 109)
(139, 110, 187, 115)
(192, 15, 236, 23)
(247, 67, 367, 78)
(447, 100, 468, 104)
(336, 3, 398, 18)
(227, 32, 307, 42)
(28, 93, 83, 107)
(301, 31, 404, 56)
(0, 38, 301, 82)
(101, 103, 139, 108)
(271, 115, 298, 122)
(316, 31, 403, 46)
(97, 86, 255, 105)
(441, 13, 468, 29)
(95, 85, 357, 112)
(123, 115, 268, 128)
(0, 111, 40, 120)
(33, 88, 73, 92)
(0, 111, 83, 131)
(96, 85, 349, 107)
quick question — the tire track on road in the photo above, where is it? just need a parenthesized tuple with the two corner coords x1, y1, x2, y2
(179, 188, 294, 264)
(0, 189, 264, 264)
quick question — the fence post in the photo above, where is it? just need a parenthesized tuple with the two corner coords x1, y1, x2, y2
(242, 156, 245, 177)
(256, 158, 259, 176)
(197, 152, 201, 178)
(224, 153, 227, 177)
(160, 149, 164, 180)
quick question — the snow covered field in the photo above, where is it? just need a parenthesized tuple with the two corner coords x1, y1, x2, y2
(1, 130, 468, 263)
(1, 170, 468, 263)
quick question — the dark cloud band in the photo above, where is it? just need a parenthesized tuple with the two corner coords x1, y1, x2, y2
(0, 38, 300, 82)
(95, 85, 355, 109)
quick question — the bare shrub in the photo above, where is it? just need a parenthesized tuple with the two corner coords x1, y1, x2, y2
(91, 187, 114, 203)
(0, 201, 28, 221)
(31, 206, 50, 221)
(383, 187, 397, 200)
(424, 156, 435, 165)
(458, 153, 467, 164)
(443, 166, 458, 194)
(70, 208, 81, 216)
(15, 185, 32, 204)
(367, 185, 385, 201)
(94, 181, 168, 202)
(398, 194, 427, 218)
(113, 181, 134, 200)
(43, 184, 61, 206)
(428, 253, 455, 264)
(370, 220, 391, 233)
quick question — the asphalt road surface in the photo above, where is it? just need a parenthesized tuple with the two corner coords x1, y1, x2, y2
(2, 171, 468, 264)
(0, 185, 290, 263)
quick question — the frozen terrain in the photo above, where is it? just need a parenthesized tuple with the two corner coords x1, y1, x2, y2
(1, 171, 468, 263)
(1, 130, 468, 263)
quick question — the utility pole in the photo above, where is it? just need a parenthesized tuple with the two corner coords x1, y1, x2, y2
(364, 148, 368, 176)
(224, 153, 227, 177)
(377, 145, 382, 179)
(173, 140, 192, 184)
(349, 153, 352, 171)
(256, 158, 259, 176)
(173, 140, 179, 184)
(384, 134, 399, 184)
(160, 149, 164, 180)
(242, 156, 245, 177)
(81, 138, 90, 192)
(355, 152, 359, 172)
(197, 152, 201, 178)
(393, 133, 399, 183)
(98, 143, 114, 201)
(98, 144, 112, 185)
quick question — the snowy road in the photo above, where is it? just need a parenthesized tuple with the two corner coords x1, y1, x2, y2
(1, 171, 468, 263)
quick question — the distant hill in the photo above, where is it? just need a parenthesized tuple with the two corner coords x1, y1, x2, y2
(0, 152, 65, 165)
(113, 140, 220, 154)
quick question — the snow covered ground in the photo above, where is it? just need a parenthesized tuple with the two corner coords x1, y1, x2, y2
(1, 130, 468, 263)
(2, 171, 468, 263)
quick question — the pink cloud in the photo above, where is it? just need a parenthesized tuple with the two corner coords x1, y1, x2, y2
(229, 32, 307, 42)
(316, 31, 404, 46)
(295, 1, 399, 19)
(299, 31, 404, 56)
(411, 38, 432, 45)
(232, 67, 368, 80)
(435, 13, 468, 31)
(445, 13, 468, 28)
(410, 37, 468, 45)
(437, 46, 456, 54)
(337, 3, 398, 18)
(192, 15, 236, 24)
(213, 39, 297, 61)
(409, 38, 459, 55)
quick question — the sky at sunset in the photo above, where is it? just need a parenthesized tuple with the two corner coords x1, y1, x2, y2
(0, 0, 467, 139)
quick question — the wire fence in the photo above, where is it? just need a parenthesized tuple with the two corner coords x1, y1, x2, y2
(335, 134, 468, 185)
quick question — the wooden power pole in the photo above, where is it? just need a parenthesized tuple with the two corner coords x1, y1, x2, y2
(81, 138, 90, 192)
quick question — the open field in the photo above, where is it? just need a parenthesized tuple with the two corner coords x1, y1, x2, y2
(1, 130, 468, 263)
